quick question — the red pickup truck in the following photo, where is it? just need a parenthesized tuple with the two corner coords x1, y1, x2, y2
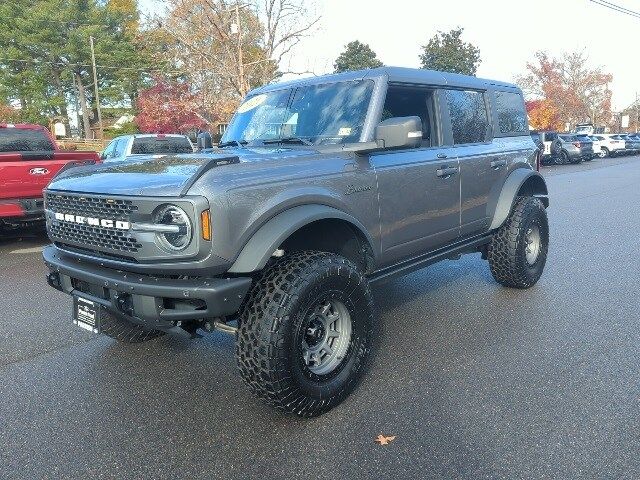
(0, 123, 100, 228)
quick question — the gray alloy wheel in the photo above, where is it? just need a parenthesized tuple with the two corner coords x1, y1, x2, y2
(302, 299, 352, 376)
(524, 224, 542, 265)
(600, 147, 609, 158)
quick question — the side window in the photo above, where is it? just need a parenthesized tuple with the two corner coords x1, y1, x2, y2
(494, 91, 528, 135)
(382, 85, 437, 147)
(113, 138, 127, 157)
(102, 140, 116, 158)
(445, 89, 490, 145)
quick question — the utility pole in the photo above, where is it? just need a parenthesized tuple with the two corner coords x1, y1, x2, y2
(89, 36, 103, 139)
(636, 92, 640, 133)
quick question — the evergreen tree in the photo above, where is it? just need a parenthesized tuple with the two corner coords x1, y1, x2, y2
(334, 41, 383, 73)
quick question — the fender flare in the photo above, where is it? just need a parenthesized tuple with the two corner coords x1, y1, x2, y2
(489, 169, 548, 230)
(228, 204, 374, 273)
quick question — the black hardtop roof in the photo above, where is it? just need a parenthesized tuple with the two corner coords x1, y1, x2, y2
(250, 66, 521, 95)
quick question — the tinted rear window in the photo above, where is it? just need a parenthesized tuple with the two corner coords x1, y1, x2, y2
(445, 90, 490, 144)
(0, 128, 55, 152)
(494, 91, 528, 135)
(559, 135, 575, 141)
(130, 137, 192, 155)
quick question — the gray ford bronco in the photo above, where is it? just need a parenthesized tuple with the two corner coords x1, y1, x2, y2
(43, 67, 549, 417)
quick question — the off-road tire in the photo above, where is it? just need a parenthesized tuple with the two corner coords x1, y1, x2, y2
(488, 196, 549, 289)
(236, 251, 376, 417)
(101, 310, 166, 343)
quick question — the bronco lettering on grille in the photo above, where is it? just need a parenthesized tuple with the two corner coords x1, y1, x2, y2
(53, 212, 130, 230)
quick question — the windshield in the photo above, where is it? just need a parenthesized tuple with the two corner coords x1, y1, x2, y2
(0, 128, 55, 152)
(221, 80, 374, 146)
(130, 136, 193, 155)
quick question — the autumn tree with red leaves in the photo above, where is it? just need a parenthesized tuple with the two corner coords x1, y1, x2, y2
(525, 99, 563, 131)
(0, 104, 22, 123)
(135, 79, 207, 133)
(518, 50, 612, 130)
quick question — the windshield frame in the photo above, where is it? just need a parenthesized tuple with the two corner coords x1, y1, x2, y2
(221, 78, 381, 148)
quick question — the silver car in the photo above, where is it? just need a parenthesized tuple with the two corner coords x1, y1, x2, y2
(100, 134, 195, 162)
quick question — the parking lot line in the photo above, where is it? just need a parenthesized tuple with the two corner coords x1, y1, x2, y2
(9, 246, 44, 254)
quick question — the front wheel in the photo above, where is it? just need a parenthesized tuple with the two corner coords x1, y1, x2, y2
(599, 147, 609, 158)
(488, 196, 549, 289)
(236, 251, 376, 417)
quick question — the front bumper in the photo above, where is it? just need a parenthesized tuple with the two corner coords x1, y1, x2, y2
(43, 245, 252, 329)
(0, 198, 44, 220)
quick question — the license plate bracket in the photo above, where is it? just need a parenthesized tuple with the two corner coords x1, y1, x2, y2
(73, 296, 101, 333)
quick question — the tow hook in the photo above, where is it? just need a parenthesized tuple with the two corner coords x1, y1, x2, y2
(46, 272, 62, 291)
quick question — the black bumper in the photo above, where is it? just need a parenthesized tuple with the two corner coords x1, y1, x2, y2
(43, 245, 252, 329)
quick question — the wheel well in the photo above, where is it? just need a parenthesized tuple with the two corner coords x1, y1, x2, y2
(279, 219, 374, 273)
(517, 175, 549, 207)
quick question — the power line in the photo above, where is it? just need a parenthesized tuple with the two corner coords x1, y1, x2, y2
(587, 0, 640, 18)
(595, 0, 640, 16)
(0, 57, 186, 75)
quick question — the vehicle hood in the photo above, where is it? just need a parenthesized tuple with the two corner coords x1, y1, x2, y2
(46, 148, 319, 196)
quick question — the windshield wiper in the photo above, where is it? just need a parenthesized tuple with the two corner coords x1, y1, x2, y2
(218, 139, 248, 148)
(262, 137, 314, 146)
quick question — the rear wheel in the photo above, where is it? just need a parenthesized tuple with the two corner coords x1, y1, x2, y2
(488, 196, 549, 289)
(236, 251, 376, 417)
(557, 150, 570, 165)
(599, 147, 609, 158)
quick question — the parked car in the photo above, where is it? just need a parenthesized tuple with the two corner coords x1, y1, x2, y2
(0, 123, 100, 230)
(622, 133, 640, 154)
(592, 134, 625, 158)
(588, 135, 606, 158)
(42, 66, 549, 417)
(531, 130, 560, 165)
(555, 134, 591, 164)
(100, 134, 195, 162)
(574, 134, 595, 161)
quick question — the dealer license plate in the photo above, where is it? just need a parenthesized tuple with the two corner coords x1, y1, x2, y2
(73, 296, 101, 333)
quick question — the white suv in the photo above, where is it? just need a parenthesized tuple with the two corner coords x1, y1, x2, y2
(100, 134, 195, 163)
(594, 134, 626, 157)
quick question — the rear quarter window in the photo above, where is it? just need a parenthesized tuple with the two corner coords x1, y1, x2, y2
(0, 128, 55, 152)
(131, 136, 193, 155)
(494, 91, 528, 135)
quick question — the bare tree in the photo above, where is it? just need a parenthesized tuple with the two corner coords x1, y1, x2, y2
(156, 0, 319, 124)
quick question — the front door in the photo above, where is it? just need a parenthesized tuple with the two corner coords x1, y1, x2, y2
(372, 149, 460, 265)
(370, 84, 461, 266)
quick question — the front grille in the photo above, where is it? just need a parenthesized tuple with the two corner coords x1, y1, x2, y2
(46, 194, 138, 219)
(46, 193, 142, 254)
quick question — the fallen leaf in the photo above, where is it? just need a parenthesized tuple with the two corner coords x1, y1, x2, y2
(374, 434, 397, 445)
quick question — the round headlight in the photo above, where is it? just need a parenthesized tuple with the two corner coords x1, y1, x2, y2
(154, 205, 192, 251)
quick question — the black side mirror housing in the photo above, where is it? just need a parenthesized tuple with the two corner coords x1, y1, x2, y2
(375, 116, 422, 149)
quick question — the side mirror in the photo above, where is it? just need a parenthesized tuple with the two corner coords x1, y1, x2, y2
(375, 116, 422, 149)
(99, 151, 107, 160)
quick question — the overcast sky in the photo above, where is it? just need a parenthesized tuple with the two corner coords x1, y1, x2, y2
(141, 0, 640, 110)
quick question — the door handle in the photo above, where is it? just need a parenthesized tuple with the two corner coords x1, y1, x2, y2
(490, 159, 507, 169)
(436, 166, 458, 178)
(436, 153, 448, 159)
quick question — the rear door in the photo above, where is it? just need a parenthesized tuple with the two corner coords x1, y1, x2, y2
(371, 84, 460, 265)
(446, 89, 508, 236)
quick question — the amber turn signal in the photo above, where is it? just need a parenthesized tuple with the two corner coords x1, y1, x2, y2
(201, 210, 211, 241)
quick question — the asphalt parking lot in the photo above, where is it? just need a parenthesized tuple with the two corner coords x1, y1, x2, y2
(1, 156, 639, 480)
